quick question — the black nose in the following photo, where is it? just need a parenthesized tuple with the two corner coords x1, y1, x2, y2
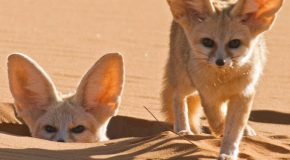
(216, 59, 225, 66)
(57, 139, 65, 142)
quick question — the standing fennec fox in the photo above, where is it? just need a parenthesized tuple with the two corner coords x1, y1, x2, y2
(8, 53, 124, 143)
(162, 0, 283, 159)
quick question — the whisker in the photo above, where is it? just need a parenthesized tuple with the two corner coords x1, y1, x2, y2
(190, 50, 209, 62)
(191, 58, 208, 60)
(193, 50, 208, 57)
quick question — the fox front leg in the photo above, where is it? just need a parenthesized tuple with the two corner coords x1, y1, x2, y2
(172, 92, 193, 135)
(201, 99, 225, 137)
(218, 94, 254, 160)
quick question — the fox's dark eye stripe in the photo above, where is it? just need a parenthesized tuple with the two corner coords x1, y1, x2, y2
(44, 125, 57, 133)
(71, 125, 86, 134)
(201, 38, 215, 48)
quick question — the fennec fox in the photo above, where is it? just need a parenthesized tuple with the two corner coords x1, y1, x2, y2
(8, 53, 124, 142)
(163, 0, 283, 159)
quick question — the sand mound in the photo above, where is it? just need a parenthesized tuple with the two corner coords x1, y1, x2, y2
(0, 103, 289, 160)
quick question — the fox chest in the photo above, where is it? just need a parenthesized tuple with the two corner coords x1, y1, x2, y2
(190, 69, 255, 102)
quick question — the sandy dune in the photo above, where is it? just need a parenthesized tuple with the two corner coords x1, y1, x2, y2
(0, 0, 289, 159)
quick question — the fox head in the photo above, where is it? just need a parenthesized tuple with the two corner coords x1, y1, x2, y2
(167, 0, 283, 68)
(8, 53, 124, 142)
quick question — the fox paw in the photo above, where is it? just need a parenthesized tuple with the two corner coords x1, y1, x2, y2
(244, 125, 257, 136)
(218, 154, 235, 160)
(176, 130, 194, 136)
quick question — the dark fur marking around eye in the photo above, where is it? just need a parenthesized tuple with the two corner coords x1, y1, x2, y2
(228, 39, 241, 49)
(44, 125, 57, 133)
(202, 38, 215, 48)
(71, 125, 86, 134)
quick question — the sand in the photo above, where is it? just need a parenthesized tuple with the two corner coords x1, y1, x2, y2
(0, 0, 289, 159)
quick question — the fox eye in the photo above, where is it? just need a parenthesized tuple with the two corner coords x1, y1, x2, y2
(201, 38, 215, 48)
(71, 125, 86, 134)
(228, 39, 241, 49)
(44, 125, 57, 133)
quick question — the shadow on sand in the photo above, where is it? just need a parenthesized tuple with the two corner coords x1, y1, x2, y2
(0, 134, 217, 160)
(0, 114, 172, 139)
(249, 110, 290, 125)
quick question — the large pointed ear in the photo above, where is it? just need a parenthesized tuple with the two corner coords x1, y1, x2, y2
(230, 0, 283, 35)
(167, 0, 216, 25)
(74, 53, 124, 122)
(8, 53, 58, 126)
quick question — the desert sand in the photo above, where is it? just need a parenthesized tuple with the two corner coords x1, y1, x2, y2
(0, 0, 289, 159)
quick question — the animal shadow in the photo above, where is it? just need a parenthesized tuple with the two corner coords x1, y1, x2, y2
(249, 110, 290, 125)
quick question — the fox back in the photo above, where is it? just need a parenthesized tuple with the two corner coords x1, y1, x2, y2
(8, 53, 124, 142)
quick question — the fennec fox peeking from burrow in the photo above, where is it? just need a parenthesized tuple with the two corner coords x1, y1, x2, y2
(8, 53, 124, 143)
(162, 0, 283, 159)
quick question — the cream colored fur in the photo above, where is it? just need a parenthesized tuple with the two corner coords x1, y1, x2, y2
(8, 53, 124, 142)
(162, 0, 283, 159)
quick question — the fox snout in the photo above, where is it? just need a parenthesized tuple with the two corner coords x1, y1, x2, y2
(206, 45, 235, 68)
(198, 37, 245, 68)
(209, 56, 233, 68)
(215, 59, 226, 67)
(50, 127, 71, 143)
(57, 139, 65, 142)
